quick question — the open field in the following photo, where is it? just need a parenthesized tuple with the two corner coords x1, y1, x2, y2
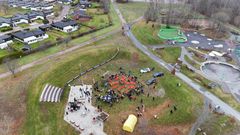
(0, 32, 203, 135)
(154, 47, 181, 63)
(132, 21, 164, 45)
(117, 2, 147, 22)
(24, 34, 203, 135)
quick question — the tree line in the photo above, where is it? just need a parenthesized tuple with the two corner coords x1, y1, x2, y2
(144, 0, 240, 32)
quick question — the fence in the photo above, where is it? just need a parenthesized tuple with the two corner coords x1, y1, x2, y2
(63, 48, 120, 89)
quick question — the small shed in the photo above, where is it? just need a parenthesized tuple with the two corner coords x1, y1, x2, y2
(122, 114, 137, 133)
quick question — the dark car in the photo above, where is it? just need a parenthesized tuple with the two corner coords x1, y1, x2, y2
(153, 72, 164, 78)
(146, 78, 156, 85)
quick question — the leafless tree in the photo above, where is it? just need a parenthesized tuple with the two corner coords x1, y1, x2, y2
(144, 0, 160, 23)
(0, 1, 9, 15)
(233, 16, 240, 27)
(100, 0, 110, 14)
(211, 11, 230, 32)
(3, 57, 18, 77)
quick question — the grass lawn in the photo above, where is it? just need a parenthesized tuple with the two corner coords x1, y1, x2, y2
(117, 2, 147, 22)
(11, 35, 57, 51)
(154, 47, 181, 63)
(83, 14, 109, 28)
(18, 23, 30, 28)
(0, 49, 10, 58)
(0, 7, 29, 17)
(184, 55, 200, 69)
(22, 33, 202, 135)
(0, 3, 121, 73)
(35, 19, 43, 24)
(196, 114, 240, 135)
(132, 21, 165, 45)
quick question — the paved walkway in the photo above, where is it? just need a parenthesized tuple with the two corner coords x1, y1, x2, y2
(64, 85, 106, 135)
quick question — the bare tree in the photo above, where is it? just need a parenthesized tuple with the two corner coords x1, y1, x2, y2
(3, 57, 18, 77)
(100, 0, 110, 14)
(234, 16, 240, 27)
(211, 11, 230, 32)
(0, 1, 9, 15)
(144, 0, 160, 23)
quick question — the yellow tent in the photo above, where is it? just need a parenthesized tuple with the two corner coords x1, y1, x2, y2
(122, 114, 137, 133)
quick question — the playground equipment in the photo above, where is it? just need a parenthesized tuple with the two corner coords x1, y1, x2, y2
(158, 26, 187, 43)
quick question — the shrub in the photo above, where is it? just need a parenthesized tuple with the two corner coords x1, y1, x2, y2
(43, 19, 49, 24)
(0, 26, 13, 32)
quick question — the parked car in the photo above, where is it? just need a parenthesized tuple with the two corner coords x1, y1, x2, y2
(153, 72, 164, 78)
(146, 78, 156, 85)
(140, 68, 151, 73)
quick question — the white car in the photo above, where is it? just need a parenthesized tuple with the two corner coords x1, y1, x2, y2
(140, 68, 151, 73)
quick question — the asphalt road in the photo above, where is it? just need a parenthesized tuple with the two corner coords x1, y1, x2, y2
(112, 0, 240, 121)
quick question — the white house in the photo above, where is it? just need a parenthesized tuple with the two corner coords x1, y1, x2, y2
(51, 20, 79, 33)
(0, 17, 11, 28)
(12, 29, 48, 44)
(11, 14, 29, 25)
(58, 0, 72, 4)
(0, 35, 13, 49)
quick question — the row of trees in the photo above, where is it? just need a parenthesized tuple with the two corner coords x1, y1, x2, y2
(144, 0, 240, 32)
(187, 0, 240, 27)
(144, 0, 193, 27)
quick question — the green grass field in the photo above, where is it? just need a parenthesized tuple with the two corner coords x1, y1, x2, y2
(117, 2, 147, 22)
(22, 33, 202, 135)
(154, 47, 181, 63)
(0, 7, 29, 17)
(132, 21, 165, 45)
(18, 23, 30, 28)
(0, 49, 10, 58)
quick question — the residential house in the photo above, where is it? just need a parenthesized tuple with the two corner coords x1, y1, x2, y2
(58, 0, 73, 4)
(0, 17, 12, 28)
(11, 14, 29, 25)
(51, 20, 79, 33)
(11, 29, 49, 44)
(30, 3, 54, 11)
(8, 1, 54, 11)
(79, 0, 92, 8)
(39, 24, 52, 31)
(72, 9, 92, 21)
(0, 35, 13, 49)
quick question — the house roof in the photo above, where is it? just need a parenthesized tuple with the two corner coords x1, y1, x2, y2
(0, 17, 11, 24)
(39, 24, 52, 29)
(72, 10, 87, 16)
(52, 20, 77, 28)
(0, 35, 12, 44)
(11, 14, 29, 21)
(12, 29, 45, 40)
(79, 0, 91, 5)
